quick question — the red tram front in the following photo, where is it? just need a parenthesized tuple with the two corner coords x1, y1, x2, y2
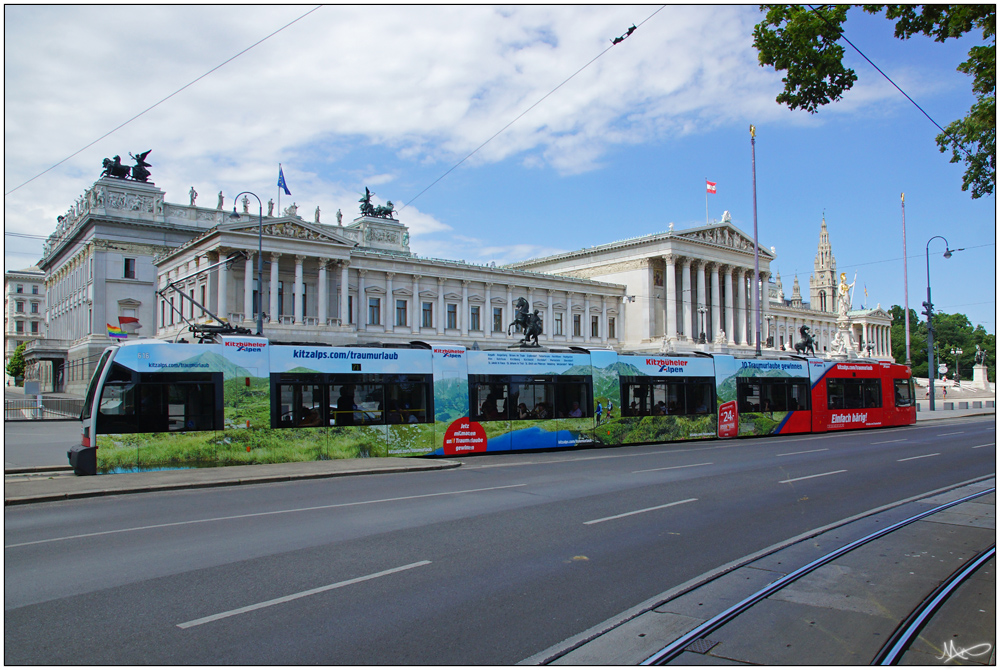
(809, 360, 917, 432)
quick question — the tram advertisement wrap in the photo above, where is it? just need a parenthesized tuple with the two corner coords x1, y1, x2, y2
(713, 355, 811, 437)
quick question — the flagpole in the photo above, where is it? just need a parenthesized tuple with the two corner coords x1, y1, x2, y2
(750, 125, 761, 356)
(705, 177, 709, 225)
(901, 192, 910, 364)
(278, 163, 282, 217)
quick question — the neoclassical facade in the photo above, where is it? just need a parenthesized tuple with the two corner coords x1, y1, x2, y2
(154, 214, 625, 350)
(23, 171, 892, 395)
(4, 265, 47, 375)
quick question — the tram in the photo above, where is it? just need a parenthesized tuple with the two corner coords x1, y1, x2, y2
(73, 337, 916, 474)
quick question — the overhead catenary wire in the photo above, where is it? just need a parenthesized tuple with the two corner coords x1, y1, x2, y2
(399, 7, 666, 213)
(4, 6, 323, 198)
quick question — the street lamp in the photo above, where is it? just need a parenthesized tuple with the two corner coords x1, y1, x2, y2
(698, 305, 707, 343)
(230, 192, 264, 336)
(950, 346, 963, 384)
(923, 236, 963, 411)
(765, 314, 774, 348)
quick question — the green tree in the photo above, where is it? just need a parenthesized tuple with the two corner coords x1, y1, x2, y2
(6, 342, 26, 383)
(890, 304, 995, 381)
(753, 5, 996, 198)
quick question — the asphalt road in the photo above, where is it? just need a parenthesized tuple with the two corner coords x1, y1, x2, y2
(4, 418, 995, 664)
(3, 419, 79, 468)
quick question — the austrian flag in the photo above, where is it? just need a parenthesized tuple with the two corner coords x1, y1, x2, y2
(706, 180, 717, 194)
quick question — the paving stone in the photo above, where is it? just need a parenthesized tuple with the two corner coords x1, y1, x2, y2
(551, 610, 702, 665)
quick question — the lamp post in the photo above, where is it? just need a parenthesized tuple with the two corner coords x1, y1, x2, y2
(923, 236, 962, 411)
(698, 306, 708, 343)
(950, 346, 963, 384)
(230, 192, 264, 336)
(750, 124, 761, 356)
(765, 314, 774, 348)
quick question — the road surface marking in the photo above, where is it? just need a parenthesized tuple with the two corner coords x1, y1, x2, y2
(971, 443, 995, 449)
(937, 432, 965, 437)
(775, 448, 828, 457)
(872, 439, 907, 445)
(778, 470, 847, 484)
(4, 484, 527, 549)
(632, 462, 712, 474)
(898, 453, 941, 462)
(584, 498, 697, 525)
(177, 561, 431, 629)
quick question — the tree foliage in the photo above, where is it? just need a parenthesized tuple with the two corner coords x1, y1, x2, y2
(753, 5, 996, 199)
(889, 304, 995, 381)
(6, 343, 26, 382)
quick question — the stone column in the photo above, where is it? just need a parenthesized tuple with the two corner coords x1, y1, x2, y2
(681, 259, 693, 340)
(584, 293, 592, 342)
(710, 263, 721, 341)
(243, 254, 254, 323)
(546, 290, 554, 341)
(437, 278, 446, 335)
(566, 292, 574, 338)
(269, 253, 280, 324)
(506, 285, 514, 334)
(386, 272, 395, 332)
(696, 261, 707, 340)
(601, 296, 608, 345)
(664, 254, 677, 341)
(724, 266, 734, 343)
(736, 269, 747, 345)
(461, 280, 470, 336)
(339, 262, 349, 326)
(484, 282, 493, 339)
(358, 269, 367, 328)
(318, 260, 328, 326)
(217, 253, 229, 323)
(293, 255, 305, 323)
(412, 274, 421, 331)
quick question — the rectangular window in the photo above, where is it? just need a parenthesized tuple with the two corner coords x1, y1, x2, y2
(201, 285, 207, 317)
(16, 284, 23, 293)
(591, 315, 599, 338)
(124, 258, 136, 279)
(189, 289, 195, 319)
(252, 279, 259, 318)
(15, 321, 24, 333)
(470, 305, 481, 331)
(170, 298, 175, 325)
(554, 313, 563, 336)
(894, 378, 915, 407)
(278, 281, 285, 317)
(827, 378, 879, 409)
(368, 297, 381, 326)
(30, 303, 39, 314)
(573, 314, 581, 337)
(348, 295, 354, 324)
(161, 300, 166, 329)
(492, 307, 503, 333)
(422, 302, 433, 329)
(739, 378, 810, 413)
(608, 317, 616, 339)
(30, 322, 39, 334)
(396, 299, 407, 327)
(447, 303, 457, 330)
(33, 284, 39, 294)
(95, 368, 223, 434)
(15, 301, 24, 313)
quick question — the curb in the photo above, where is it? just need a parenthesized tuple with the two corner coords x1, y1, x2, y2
(4, 460, 462, 506)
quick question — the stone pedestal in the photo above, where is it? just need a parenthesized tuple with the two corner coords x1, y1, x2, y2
(972, 363, 990, 390)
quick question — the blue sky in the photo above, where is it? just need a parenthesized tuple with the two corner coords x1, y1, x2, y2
(4, 5, 995, 332)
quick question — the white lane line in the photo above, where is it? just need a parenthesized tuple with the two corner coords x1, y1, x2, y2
(937, 431, 965, 437)
(898, 453, 941, 462)
(971, 443, 995, 449)
(778, 470, 847, 484)
(632, 462, 713, 474)
(4, 484, 527, 549)
(872, 439, 907, 445)
(177, 561, 431, 629)
(775, 448, 829, 457)
(583, 498, 697, 525)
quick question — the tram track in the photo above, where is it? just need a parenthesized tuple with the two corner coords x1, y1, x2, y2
(640, 485, 996, 665)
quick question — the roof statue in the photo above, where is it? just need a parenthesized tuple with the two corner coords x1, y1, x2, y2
(101, 151, 153, 182)
(359, 187, 398, 219)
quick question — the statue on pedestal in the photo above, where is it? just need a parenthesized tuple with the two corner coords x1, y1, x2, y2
(189, 187, 198, 206)
(794, 325, 816, 355)
(267, 199, 274, 217)
(975, 344, 985, 365)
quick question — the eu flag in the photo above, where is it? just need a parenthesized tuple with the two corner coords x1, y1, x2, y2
(278, 166, 291, 195)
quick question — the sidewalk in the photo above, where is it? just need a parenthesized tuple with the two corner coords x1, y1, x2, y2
(4, 457, 460, 506)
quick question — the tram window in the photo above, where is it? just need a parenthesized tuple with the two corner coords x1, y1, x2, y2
(789, 382, 810, 411)
(685, 381, 714, 414)
(472, 383, 509, 422)
(384, 380, 432, 424)
(166, 383, 218, 431)
(827, 379, 845, 409)
(624, 384, 651, 416)
(278, 384, 325, 427)
(862, 379, 882, 408)
(894, 378, 915, 407)
(98, 377, 221, 434)
(330, 384, 357, 426)
(556, 382, 592, 418)
(509, 381, 555, 420)
(738, 381, 762, 413)
(81, 350, 113, 421)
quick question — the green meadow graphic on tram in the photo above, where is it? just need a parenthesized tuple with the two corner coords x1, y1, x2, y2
(75, 337, 916, 475)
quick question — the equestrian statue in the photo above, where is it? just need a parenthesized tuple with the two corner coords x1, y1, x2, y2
(794, 324, 817, 355)
(507, 297, 542, 346)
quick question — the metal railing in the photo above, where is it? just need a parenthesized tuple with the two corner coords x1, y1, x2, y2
(4, 397, 83, 421)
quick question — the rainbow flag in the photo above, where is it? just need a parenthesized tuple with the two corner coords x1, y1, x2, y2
(107, 323, 127, 339)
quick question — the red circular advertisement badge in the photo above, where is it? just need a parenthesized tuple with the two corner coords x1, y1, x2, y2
(443, 417, 488, 455)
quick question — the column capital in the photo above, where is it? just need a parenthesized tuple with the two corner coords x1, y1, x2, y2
(412, 273, 422, 281)
(462, 279, 471, 286)
(386, 271, 396, 279)
(269, 252, 282, 260)
(662, 253, 676, 264)
(358, 268, 368, 277)
(295, 254, 307, 262)
(437, 276, 446, 285)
